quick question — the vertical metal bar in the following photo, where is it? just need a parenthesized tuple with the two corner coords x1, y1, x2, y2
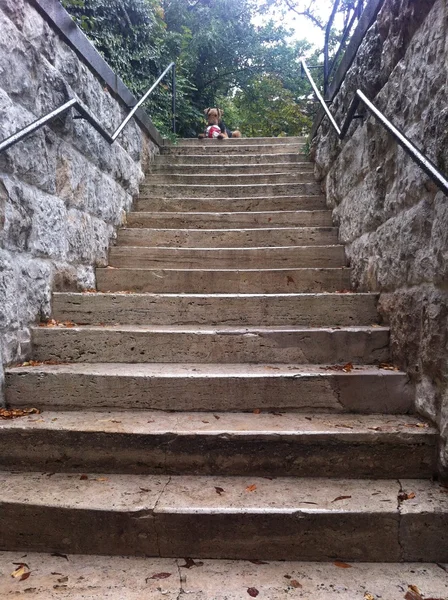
(172, 64, 176, 135)
(324, 0, 341, 96)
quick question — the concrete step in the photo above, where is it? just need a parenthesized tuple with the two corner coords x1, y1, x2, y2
(96, 267, 352, 293)
(161, 143, 305, 155)
(115, 227, 339, 249)
(145, 172, 316, 185)
(0, 411, 435, 478)
(176, 136, 308, 146)
(5, 363, 412, 413)
(126, 210, 333, 229)
(148, 162, 314, 175)
(1, 473, 446, 560)
(155, 152, 308, 165)
(155, 152, 308, 168)
(30, 325, 390, 365)
(135, 196, 327, 213)
(0, 553, 447, 600)
(50, 292, 377, 326)
(140, 183, 321, 198)
(108, 245, 346, 269)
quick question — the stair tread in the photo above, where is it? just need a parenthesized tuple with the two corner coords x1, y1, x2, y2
(53, 291, 373, 298)
(6, 362, 403, 376)
(0, 552, 446, 600)
(0, 410, 434, 439)
(1, 471, 445, 514)
(31, 324, 387, 333)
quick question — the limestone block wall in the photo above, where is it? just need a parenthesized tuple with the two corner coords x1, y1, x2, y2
(313, 0, 448, 474)
(0, 0, 159, 396)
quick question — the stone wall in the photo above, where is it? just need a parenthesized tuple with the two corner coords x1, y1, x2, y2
(313, 0, 448, 476)
(0, 0, 159, 397)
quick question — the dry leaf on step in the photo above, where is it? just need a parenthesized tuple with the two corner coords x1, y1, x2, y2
(333, 561, 352, 568)
(246, 484, 257, 492)
(247, 588, 259, 597)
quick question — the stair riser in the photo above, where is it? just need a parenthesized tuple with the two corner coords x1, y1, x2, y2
(126, 211, 333, 229)
(5, 371, 412, 413)
(0, 506, 405, 561)
(116, 228, 339, 248)
(140, 183, 321, 198)
(0, 430, 434, 479)
(96, 268, 352, 293)
(31, 328, 390, 365)
(135, 197, 327, 212)
(146, 173, 316, 185)
(176, 137, 307, 145)
(51, 294, 375, 326)
(155, 153, 307, 165)
(161, 144, 305, 155)
(108, 246, 346, 269)
(149, 163, 314, 175)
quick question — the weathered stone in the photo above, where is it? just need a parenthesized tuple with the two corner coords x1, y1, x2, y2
(314, 0, 448, 474)
(0, 0, 158, 382)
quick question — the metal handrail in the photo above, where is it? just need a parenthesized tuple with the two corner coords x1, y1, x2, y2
(324, 0, 364, 96)
(0, 62, 176, 154)
(301, 58, 448, 196)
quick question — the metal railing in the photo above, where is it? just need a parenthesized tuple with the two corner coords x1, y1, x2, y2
(324, 0, 364, 96)
(0, 62, 176, 154)
(301, 59, 448, 196)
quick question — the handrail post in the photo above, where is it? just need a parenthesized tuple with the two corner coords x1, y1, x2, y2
(172, 64, 176, 135)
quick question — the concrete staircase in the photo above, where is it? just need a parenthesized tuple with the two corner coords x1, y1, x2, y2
(1, 136, 447, 570)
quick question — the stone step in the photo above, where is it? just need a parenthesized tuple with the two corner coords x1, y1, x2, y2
(30, 325, 390, 365)
(145, 172, 316, 185)
(148, 162, 314, 175)
(161, 143, 305, 155)
(176, 136, 308, 146)
(96, 267, 351, 293)
(5, 363, 412, 413)
(140, 182, 321, 198)
(0, 553, 447, 600)
(115, 227, 339, 248)
(50, 292, 377, 326)
(135, 195, 327, 213)
(1, 473, 446, 561)
(0, 411, 435, 478)
(108, 245, 346, 269)
(126, 210, 333, 229)
(155, 152, 308, 165)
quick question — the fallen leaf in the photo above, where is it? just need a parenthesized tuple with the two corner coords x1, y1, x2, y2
(404, 584, 423, 600)
(215, 487, 225, 496)
(290, 580, 302, 588)
(51, 553, 69, 561)
(269, 411, 284, 416)
(286, 276, 295, 285)
(96, 478, 108, 482)
(202, 420, 210, 424)
(321, 363, 353, 373)
(140, 488, 151, 493)
(247, 588, 259, 597)
(179, 558, 204, 569)
(13, 562, 29, 569)
(336, 289, 351, 294)
(0, 407, 40, 420)
(378, 363, 400, 371)
(398, 491, 416, 501)
(57, 576, 69, 584)
(147, 573, 172, 580)
(334, 561, 352, 568)
(246, 484, 257, 492)
(253, 409, 261, 414)
(11, 565, 30, 581)
(364, 593, 375, 600)
(79, 474, 89, 481)
(332, 495, 352, 502)
(213, 414, 220, 420)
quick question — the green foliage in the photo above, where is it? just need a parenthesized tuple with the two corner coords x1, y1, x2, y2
(61, 0, 318, 138)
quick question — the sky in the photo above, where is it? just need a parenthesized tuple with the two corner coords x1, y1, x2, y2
(252, 0, 348, 51)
